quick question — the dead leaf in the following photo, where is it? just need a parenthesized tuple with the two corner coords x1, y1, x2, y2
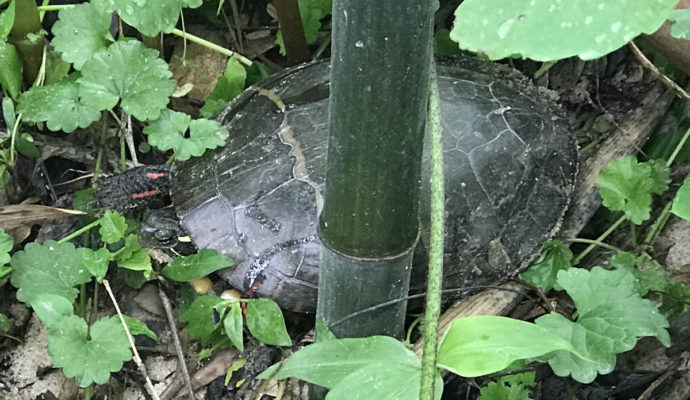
(0, 204, 85, 231)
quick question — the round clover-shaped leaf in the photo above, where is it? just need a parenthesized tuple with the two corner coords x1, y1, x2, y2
(17, 74, 101, 132)
(52, 3, 112, 70)
(144, 109, 229, 161)
(0, 227, 13, 265)
(78, 40, 174, 121)
(10, 241, 91, 305)
(93, 0, 185, 37)
(48, 315, 132, 387)
(451, 0, 677, 61)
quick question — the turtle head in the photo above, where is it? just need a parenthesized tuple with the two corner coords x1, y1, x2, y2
(138, 209, 187, 248)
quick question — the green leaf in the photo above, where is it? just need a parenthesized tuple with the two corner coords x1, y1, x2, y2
(48, 315, 132, 387)
(78, 40, 174, 121)
(518, 240, 572, 291)
(44, 48, 71, 85)
(79, 247, 112, 283)
(245, 298, 291, 347)
(2, 96, 15, 132)
(437, 315, 576, 377)
(0, 0, 15, 41)
(669, 9, 690, 40)
(0, 42, 22, 100)
(17, 74, 101, 132)
(245, 60, 273, 87)
(275, 0, 332, 55)
(223, 303, 244, 351)
(315, 316, 337, 341)
(116, 245, 151, 273)
(144, 109, 229, 161)
(162, 249, 233, 281)
(30, 293, 74, 328)
(325, 362, 443, 400)
(93, 0, 185, 37)
(672, 174, 690, 221)
(536, 267, 670, 383)
(200, 56, 246, 118)
(122, 315, 158, 341)
(258, 336, 419, 387)
(478, 372, 535, 400)
(595, 156, 670, 224)
(73, 188, 95, 212)
(10, 241, 91, 304)
(99, 210, 127, 244)
(14, 132, 39, 158)
(434, 29, 463, 56)
(0, 227, 13, 266)
(187, 295, 223, 339)
(450, 0, 677, 61)
(52, 3, 112, 70)
(0, 313, 9, 333)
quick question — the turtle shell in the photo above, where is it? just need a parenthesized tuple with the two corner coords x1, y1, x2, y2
(171, 57, 577, 312)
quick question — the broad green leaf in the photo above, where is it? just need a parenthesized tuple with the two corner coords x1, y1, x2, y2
(122, 315, 158, 341)
(669, 9, 690, 40)
(223, 303, 244, 351)
(478, 372, 535, 400)
(245, 298, 291, 346)
(78, 40, 174, 121)
(48, 315, 132, 387)
(536, 267, 670, 383)
(0, 42, 22, 100)
(518, 240, 572, 291)
(258, 336, 419, 388)
(52, 3, 112, 70)
(315, 316, 337, 341)
(17, 74, 101, 132)
(162, 249, 232, 281)
(187, 295, 223, 339)
(660, 282, 690, 319)
(99, 210, 127, 244)
(0, 227, 13, 265)
(144, 109, 229, 161)
(672, 174, 690, 221)
(200, 56, 246, 118)
(595, 156, 669, 224)
(275, 0, 332, 55)
(0, 313, 9, 333)
(79, 247, 112, 282)
(10, 241, 91, 304)
(451, 0, 677, 61)
(30, 293, 74, 327)
(610, 252, 670, 296)
(93, 0, 185, 37)
(0, 0, 15, 40)
(325, 362, 443, 400)
(437, 315, 576, 377)
(14, 132, 39, 158)
(116, 246, 151, 273)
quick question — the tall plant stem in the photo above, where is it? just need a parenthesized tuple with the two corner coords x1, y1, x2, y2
(419, 62, 444, 400)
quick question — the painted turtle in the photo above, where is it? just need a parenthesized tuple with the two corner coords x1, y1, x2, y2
(112, 57, 577, 312)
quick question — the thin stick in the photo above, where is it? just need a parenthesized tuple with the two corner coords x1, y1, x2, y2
(628, 41, 690, 102)
(103, 280, 161, 400)
(158, 283, 196, 400)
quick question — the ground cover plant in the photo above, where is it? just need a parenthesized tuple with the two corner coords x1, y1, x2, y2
(1, 0, 690, 399)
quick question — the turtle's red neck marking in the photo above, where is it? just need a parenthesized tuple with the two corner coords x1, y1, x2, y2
(132, 189, 159, 199)
(146, 171, 167, 180)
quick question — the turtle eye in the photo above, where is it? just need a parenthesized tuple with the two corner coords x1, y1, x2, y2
(154, 228, 175, 241)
